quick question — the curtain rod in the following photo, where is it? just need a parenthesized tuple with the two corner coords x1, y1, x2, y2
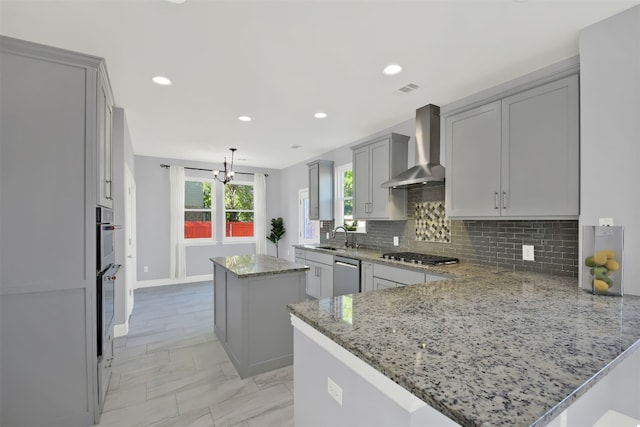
(160, 164, 268, 177)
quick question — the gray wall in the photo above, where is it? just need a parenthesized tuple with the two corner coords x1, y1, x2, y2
(579, 5, 640, 295)
(135, 155, 281, 282)
(112, 107, 135, 326)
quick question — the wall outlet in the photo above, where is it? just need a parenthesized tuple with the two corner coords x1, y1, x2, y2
(327, 377, 343, 406)
(522, 245, 535, 261)
(599, 217, 614, 226)
(326, 232, 330, 239)
(393, 236, 399, 246)
(143, 266, 149, 273)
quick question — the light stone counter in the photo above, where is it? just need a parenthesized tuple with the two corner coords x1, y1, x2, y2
(210, 253, 309, 278)
(288, 263, 640, 426)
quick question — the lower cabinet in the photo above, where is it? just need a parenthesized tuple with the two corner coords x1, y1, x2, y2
(296, 248, 334, 299)
(306, 261, 333, 299)
(361, 262, 374, 292)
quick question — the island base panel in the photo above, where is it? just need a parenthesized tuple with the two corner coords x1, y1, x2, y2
(292, 317, 460, 427)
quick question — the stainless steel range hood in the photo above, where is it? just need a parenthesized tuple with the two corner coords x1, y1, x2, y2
(381, 104, 444, 188)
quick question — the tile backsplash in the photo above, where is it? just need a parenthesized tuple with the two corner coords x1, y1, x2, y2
(321, 185, 578, 277)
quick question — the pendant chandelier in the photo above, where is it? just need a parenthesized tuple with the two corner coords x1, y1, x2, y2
(213, 148, 237, 184)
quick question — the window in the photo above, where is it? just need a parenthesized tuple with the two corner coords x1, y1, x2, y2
(335, 163, 365, 233)
(224, 182, 254, 239)
(299, 188, 319, 244)
(184, 179, 214, 240)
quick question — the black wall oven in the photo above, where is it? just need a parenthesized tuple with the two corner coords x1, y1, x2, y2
(96, 207, 120, 357)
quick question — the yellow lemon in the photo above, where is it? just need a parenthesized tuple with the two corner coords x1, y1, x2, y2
(594, 279, 609, 292)
(592, 252, 608, 266)
(596, 250, 616, 260)
(605, 260, 620, 272)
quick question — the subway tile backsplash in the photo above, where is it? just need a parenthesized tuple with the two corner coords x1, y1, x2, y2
(321, 186, 578, 277)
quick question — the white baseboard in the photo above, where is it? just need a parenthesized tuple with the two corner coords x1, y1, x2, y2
(134, 274, 211, 290)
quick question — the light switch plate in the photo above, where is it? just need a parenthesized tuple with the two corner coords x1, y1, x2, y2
(327, 377, 343, 406)
(522, 245, 535, 261)
(393, 236, 399, 246)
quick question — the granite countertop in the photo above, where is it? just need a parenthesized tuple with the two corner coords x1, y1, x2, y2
(287, 264, 640, 427)
(294, 243, 481, 278)
(210, 254, 309, 278)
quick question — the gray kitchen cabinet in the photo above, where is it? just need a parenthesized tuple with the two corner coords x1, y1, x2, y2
(97, 73, 115, 208)
(445, 75, 579, 219)
(212, 260, 306, 378)
(307, 160, 334, 220)
(0, 36, 114, 427)
(374, 277, 399, 290)
(305, 250, 334, 299)
(352, 133, 409, 220)
(361, 261, 374, 293)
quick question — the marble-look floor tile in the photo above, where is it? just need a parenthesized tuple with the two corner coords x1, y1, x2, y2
(146, 406, 214, 427)
(176, 375, 259, 414)
(209, 384, 292, 427)
(146, 365, 224, 400)
(100, 282, 294, 427)
(251, 365, 294, 390)
(247, 403, 294, 427)
(97, 394, 178, 427)
(102, 382, 146, 413)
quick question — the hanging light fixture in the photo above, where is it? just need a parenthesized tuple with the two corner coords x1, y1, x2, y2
(213, 148, 237, 184)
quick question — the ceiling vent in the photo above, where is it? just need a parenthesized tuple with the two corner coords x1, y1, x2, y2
(395, 83, 420, 95)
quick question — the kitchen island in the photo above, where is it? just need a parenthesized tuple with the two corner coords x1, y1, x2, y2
(211, 254, 308, 378)
(288, 265, 640, 427)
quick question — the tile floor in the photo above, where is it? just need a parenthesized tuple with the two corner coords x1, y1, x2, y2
(97, 281, 294, 427)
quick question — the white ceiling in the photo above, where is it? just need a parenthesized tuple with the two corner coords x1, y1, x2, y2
(1, 0, 638, 169)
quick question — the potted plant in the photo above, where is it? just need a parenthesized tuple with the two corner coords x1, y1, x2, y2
(267, 217, 286, 257)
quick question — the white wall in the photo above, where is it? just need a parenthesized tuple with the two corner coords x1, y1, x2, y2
(112, 107, 135, 327)
(279, 118, 416, 262)
(134, 155, 281, 284)
(579, 5, 640, 296)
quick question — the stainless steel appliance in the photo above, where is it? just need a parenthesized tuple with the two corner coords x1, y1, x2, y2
(96, 207, 121, 414)
(333, 256, 361, 296)
(381, 252, 459, 265)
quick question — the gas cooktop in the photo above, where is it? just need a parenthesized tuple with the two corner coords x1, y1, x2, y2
(381, 252, 459, 266)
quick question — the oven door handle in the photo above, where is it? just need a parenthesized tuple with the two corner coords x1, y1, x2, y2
(101, 225, 123, 231)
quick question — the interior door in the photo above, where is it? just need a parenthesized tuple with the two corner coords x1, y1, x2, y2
(124, 165, 136, 321)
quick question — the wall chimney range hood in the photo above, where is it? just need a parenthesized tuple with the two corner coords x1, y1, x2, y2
(381, 104, 444, 188)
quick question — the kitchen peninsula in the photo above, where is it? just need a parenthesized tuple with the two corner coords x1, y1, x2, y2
(288, 262, 640, 427)
(211, 254, 308, 378)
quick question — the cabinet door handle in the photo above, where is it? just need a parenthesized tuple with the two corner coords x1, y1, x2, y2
(494, 192, 499, 209)
(502, 192, 508, 209)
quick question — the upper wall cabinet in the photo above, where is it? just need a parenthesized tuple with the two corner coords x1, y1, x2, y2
(351, 133, 409, 220)
(307, 160, 334, 221)
(97, 72, 115, 208)
(445, 74, 579, 219)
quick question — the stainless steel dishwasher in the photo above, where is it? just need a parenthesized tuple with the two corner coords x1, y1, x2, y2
(333, 256, 361, 296)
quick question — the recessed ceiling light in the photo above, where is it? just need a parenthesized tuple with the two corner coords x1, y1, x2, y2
(383, 64, 403, 76)
(152, 76, 172, 86)
(167, 0, 186, 3)
(291, 145, 302, 149)
(314, 112, 327, 119)
(238, 116, 252, 122)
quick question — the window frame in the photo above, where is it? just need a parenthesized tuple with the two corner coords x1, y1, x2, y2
(299, 188, 320, 244)
(334, 163, 366, 233)
(221, 181, 256, 243)
(183, 178, 215, 245)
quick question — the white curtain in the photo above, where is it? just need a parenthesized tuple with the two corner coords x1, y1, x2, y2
(169, 166, 186, 278)
(254, 173, 267, 255)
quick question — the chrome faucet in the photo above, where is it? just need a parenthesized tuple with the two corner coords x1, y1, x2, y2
(332, 226, 349, 247)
